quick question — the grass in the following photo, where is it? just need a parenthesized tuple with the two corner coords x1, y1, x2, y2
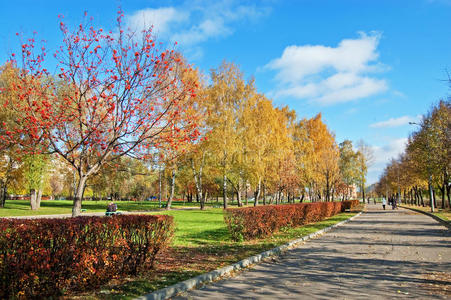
(402, 204, 451, 221)
(0, 198, 316, 217)
(71, 208, 359, 299)
(0, 199, 219, 217)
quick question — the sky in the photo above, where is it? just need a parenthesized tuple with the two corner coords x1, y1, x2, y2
(0, 0, 450, 184)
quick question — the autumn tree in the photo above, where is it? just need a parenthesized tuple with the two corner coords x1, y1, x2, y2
(206, 61, 253, 209)
(23, 154, 48, 210)
(356, 140, 374, 203)
(377, 100, 450, 210)
(338, 140, 358, 200)
(1, 11, 202, 216)
(297, 114, 339, 201)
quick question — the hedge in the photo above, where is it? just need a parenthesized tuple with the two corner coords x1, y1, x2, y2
(0, 214, 174, 299)
(224, 200, 359, 241)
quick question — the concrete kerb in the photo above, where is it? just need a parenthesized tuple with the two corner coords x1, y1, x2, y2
(135, 211, 363, 300)
(400, 205, 451, 230)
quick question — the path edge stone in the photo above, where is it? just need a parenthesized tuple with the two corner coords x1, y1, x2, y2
(400, 205, 451, 230)
(135, 211, 363, 300)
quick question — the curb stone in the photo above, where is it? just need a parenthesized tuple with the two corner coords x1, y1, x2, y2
(400, 205, 451, 230)
(135, 211, 363, 300)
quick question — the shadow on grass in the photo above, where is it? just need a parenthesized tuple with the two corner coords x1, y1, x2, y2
(181, 227, 231, 245)
(91, 271, 204, 300)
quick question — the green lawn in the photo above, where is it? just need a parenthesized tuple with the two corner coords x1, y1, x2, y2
(0, 199, 215, 217)
(0, 199, 310, 217)
(150, 208, 229, 246)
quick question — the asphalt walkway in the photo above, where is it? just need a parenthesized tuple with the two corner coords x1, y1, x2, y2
(177, 203, 451, 299)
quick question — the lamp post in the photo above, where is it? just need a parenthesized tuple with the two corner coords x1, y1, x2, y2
(409, 121, 435, 212)
(396, 161, 401, 206)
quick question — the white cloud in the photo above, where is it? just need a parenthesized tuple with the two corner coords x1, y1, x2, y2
(370, 115, 421, 128)
(266, 32, 388, 105)
(172, 18, 230, 46)
(392, 90, 406, 98)
(367, 138, 407, 184)
(372, 138, 407, 164)
(126, 1, 269, 49)
(127, 7, 189, 38)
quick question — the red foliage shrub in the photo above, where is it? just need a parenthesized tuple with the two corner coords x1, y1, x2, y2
(225, 201, 356, 241)
(343, 199, 360, 210)
(0, 215, 174, 298)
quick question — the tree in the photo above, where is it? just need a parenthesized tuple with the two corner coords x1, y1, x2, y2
(297, 114, 338, 201)
(356, 140, 374, 203)
(339, 140, 359, 200)
(1, 11, 202, 216)
(0, 63, 25, 207)
(23, 154, 48, 210)
(206, 61, 252, 209)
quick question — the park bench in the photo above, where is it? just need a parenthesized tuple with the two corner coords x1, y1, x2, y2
(105, 211, 122, 216)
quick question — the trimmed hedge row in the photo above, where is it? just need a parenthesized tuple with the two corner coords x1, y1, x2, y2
(0, 215, 174, 299)
(224, 200, 359, 241)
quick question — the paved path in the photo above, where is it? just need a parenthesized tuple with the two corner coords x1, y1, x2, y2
(177, 204, 451, 299)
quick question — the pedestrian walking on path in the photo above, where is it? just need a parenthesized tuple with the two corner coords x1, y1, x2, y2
(392, 197, 397, 210)
(382, 197, 386, 210)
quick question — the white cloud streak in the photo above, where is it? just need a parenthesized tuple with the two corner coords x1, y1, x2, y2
(367, 138, 408, 184)
(266, 32, 388, 105)
(126, 1, 269, 48)
(370, 115, 421, 128)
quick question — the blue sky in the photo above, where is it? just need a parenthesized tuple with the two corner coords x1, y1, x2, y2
(1, 0, 450, 184)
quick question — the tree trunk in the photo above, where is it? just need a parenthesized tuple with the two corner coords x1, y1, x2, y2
(191, 158, 204, 209)
(158, 166, 162, 208)
(30, 189, 37, 210)
(237, 176, 243, 207)
(223, 173, 227, 209)
(447, 182, 451, 209)
(325, 176, 330, 202)
(0, 184, 6, 208)
(72, 175, 88, 217)
(362, 184, 365, 203)
(167, 169, 176, 210)
(428, 175, 435, 212)
(263, 184, 267, 205)
(236, 190, 242, 207)
(254, 178, 261, 206)
(203, 190, 208, 205)
(245, 182, 248, 206)
(419, 188, 424, 207)
(37, 189, 43, 209)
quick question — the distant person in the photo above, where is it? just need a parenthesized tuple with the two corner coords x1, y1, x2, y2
(107, 202, 117, 213)
(392, 198, 397, 210)
(382, 197, 386, 210)
(373, 198, 377, 205)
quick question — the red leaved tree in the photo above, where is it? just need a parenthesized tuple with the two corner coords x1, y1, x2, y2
(1, 11, 202, 216)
